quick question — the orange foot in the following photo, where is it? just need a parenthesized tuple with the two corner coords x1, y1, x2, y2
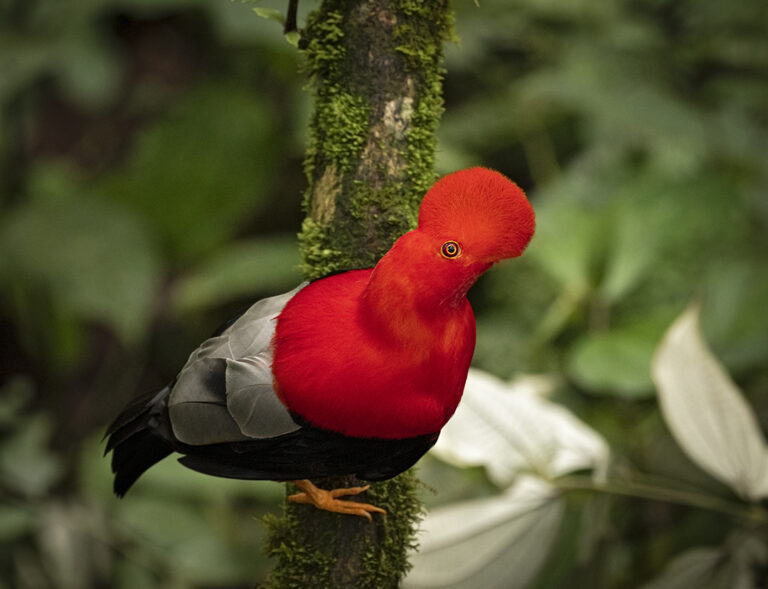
(287, 479, 387, 522)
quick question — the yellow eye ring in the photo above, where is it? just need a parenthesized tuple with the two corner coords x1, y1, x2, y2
(441, 241, 461, 259)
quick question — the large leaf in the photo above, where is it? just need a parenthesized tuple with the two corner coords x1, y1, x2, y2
(651, 305, 768, 501)
(567, 316, 670, 399)
(433, 369, 609, 486)
(526, 195, 600, 297)
(0, 197, 160, 345)
(403, 476, 564, 589)
(171, 235, 301, 313)
(95, 83, 277, 261)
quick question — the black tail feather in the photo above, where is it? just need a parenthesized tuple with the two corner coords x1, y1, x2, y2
(105, 387, 174, 496)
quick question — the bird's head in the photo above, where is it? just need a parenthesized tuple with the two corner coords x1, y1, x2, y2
(365, 167, 535, 315)
(417, 167, 535, 267)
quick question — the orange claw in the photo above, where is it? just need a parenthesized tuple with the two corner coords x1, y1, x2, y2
(288, 479, 387, 521)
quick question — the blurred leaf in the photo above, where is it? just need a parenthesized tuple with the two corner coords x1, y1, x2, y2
(37, 502, 111, 589)
(285, 30, 300, 47)
(527, 195, 600, 297)
(642, 547, 738, 589)
(0, 415, 63, 497)
(641, 535, 768, 589)
(54, 34, 121, 107)
(567, 318, 668, 399)
(598, 189, 667, 303)
(115, 496, 250, 584)
(207, 0, 301, 47)
(0, 197, 160, 345)
(115, 559, 157, 589)
(78, 436, 119, 501)
(0, 377, 34, 427)
(172, 235, 301, 313)
(252, 7, 284, 24)
(0, 506, 34, 542)
(403, 476, 564, 589)
(701, 260, 768, 371)
(415, 455, 499, 510)
(433, 369, 609, 486)
(520, 43, 708, 173)
(651, 305, 768, 501)
(95, 83, 278, 261)
(0, 37, 52, 103)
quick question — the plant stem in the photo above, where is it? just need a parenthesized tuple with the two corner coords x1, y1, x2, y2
(557, 475, 768, 525)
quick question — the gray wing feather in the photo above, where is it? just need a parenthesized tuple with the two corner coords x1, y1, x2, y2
(168, 283, 306, 445)
(225, 355, 298, 437)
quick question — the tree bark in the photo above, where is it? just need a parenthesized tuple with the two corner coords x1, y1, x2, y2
(263, 1, 452, 587)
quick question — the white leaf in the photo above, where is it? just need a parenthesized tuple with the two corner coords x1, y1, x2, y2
(433, 369, 609, 486)
(403, 476, 563, 589)
(641, 536, 768, 589)
(652, 305, 768, 501)
(640, 548, 738, 589)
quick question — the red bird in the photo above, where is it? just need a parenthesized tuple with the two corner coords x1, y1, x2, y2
(105, 167, 535, 519)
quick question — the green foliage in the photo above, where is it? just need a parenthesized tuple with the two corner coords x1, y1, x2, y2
(1, 0, 767, 586)
(0, 1, 305, 587)
(433, 0, 768, 586)
(0, 185, 160, 366)
(309, 89, 370, 174)
(172, 235, 302, 312)
(94, 83, 277, 262)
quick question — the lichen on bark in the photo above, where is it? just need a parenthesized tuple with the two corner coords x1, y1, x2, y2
(263, 1, 453, 587)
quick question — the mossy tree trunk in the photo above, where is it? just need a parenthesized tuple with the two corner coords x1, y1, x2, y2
(263, 1, 452, 587)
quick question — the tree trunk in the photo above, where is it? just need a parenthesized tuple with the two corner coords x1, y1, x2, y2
(262, 1, 452, 587)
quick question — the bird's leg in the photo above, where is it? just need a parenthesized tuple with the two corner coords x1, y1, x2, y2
(287, 479, 387, 521)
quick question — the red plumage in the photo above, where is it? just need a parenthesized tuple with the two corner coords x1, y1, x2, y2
(272, 267, 475, 438)
(419, 167, 535, 261)
(274, 167, 534, 438)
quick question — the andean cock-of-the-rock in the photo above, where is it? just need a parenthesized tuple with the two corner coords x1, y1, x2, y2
(105, 167, 535, 519)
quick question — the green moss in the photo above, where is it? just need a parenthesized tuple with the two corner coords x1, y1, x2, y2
(394, 0, 455, 71)
(262, 508, 336, 588)
(297, 217, 342, 279)
(360, 470, 426, 584)
(263, 472, 425, 588)
(312, 90, 370, 174)
(302, 8, 370, 183)
(301, 9, 345, 81)
(407, 77, 445, 197)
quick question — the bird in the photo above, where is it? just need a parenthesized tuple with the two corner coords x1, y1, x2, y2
(105, 167, 535, 520)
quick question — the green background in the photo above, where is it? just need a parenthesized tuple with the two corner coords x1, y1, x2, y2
(1, 0, 767, 586)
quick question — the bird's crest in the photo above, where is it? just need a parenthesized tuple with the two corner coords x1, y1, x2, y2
(418, 167, 535, 261)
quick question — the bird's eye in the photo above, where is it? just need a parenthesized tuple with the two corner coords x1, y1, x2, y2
(441, 241, 461, 259)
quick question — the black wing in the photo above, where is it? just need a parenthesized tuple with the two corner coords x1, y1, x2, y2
(176, 417, 439, 482)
